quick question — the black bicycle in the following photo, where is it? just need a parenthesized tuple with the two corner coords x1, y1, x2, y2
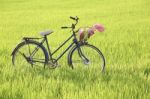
(11, 16, 105, 72)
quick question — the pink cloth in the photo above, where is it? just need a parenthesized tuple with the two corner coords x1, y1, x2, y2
(93, 24, 105, 32)
(78, 23, 105, 41)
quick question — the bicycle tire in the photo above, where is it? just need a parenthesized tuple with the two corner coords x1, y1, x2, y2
(68, 43, 105, 72)
(11, 40, 49, 68)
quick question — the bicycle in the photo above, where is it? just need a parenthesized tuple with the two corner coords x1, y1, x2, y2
(11, 16, 106, 72)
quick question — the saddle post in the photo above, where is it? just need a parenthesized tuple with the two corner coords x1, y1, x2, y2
(44, 35, 53, 61)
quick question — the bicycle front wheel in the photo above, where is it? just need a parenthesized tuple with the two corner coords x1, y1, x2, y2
(12, 40, 49, 69)
(69, 43, 105, 73)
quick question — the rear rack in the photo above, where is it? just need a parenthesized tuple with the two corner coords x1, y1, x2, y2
(23, 37, 42, 40)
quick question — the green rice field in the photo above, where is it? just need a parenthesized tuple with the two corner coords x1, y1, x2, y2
(0, 0, 150, 99)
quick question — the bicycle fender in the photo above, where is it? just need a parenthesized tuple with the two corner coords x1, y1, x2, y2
(11, 41, 25, 56)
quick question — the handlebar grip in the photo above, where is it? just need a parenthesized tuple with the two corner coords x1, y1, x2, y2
(61, 26, 69, 29)
(70, 16, 79, 20)
(70, 16, 76, 20)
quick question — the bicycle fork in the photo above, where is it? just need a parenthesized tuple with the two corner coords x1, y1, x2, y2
(77, 47, 90, 65)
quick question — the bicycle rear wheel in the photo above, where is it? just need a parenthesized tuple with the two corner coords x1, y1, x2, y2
(12, 40, 49, 69)
(69, 43, 105, 73)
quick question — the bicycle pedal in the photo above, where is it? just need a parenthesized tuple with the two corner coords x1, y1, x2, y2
(47, 62, 56, 69)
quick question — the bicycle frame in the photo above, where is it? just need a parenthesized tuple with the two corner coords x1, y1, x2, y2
(35, 32, 79, 64)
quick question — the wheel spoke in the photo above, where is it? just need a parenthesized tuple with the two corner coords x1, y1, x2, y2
(18, 51, 28, 60)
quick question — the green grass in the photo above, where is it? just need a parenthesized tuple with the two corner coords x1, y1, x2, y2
(0, 0, 150, 99)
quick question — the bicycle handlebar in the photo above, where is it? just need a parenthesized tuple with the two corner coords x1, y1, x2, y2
(61, 16, 79, 30)
(70, 16, 76, 20)
(70, 16, 79, 21)
(61, 26, 71, 29)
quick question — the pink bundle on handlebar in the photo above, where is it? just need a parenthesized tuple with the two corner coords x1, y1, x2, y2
(78, 23, 105, 41)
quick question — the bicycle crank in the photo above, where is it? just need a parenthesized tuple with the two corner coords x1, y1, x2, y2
(47, 59, 59, 69)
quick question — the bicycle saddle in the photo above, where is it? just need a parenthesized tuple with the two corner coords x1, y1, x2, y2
(39, 30, 53, 36)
